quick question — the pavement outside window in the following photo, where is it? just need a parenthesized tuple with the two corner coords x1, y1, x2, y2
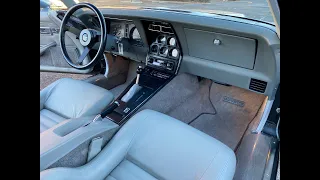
(40, 72, 92, 90)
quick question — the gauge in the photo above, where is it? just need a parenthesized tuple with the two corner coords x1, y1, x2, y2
(129, 27, 141, 40)
(157, 35, 166, 44)
(111, 23, 124, 38)
(150, 44, 159, 54)
(159, 46, 169, 56)
(168, 37, 176, 46)
(169, 48, 179, 58)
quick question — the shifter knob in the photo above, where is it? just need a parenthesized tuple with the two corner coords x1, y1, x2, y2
(136, 66, 143, 85)
(137, 66, 143, 74)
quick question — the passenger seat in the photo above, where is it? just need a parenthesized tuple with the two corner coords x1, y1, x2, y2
(40, 109, 236, 180)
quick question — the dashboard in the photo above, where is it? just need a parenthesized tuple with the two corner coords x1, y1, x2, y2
(57, 8, 279, 98)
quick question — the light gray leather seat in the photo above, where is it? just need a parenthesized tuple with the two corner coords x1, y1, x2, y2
(40, 78, 114, 133)
(40, 109, 236, 180)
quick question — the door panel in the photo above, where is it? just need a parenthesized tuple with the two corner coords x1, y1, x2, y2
(40, 10, 92, 74)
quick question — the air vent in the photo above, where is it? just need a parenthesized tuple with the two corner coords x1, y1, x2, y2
(249, 79, 267, 93)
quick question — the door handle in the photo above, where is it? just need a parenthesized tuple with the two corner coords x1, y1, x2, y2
(40, 41, 57, 56)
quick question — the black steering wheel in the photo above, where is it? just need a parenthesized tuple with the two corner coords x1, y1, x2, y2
(59, 3, 107, 69)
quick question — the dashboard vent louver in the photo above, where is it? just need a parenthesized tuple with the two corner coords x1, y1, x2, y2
(249, 79, 267, 93)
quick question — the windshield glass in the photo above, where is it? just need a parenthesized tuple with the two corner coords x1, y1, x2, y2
(72, 0, 274, 25)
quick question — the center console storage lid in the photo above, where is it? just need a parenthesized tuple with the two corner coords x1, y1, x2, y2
(40, 116, 118, 171)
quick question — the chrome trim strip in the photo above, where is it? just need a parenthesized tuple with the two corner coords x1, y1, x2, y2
(103, 54, 109, 78)
(148, 24, 174, 34)
(254, 98, 274, 133)
(262, 138, 278, 180)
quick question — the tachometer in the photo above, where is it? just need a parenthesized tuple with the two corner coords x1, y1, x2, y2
(130, 27, 141, 40)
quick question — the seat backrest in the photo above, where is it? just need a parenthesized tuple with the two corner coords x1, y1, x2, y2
(40, 78, 114, 118)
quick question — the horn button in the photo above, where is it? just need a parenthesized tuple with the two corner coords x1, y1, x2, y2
(79, 29, 93, 46)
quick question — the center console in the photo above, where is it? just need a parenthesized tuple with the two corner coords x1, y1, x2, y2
(104, 20, 182, 125)
(145, 21, 182, 74)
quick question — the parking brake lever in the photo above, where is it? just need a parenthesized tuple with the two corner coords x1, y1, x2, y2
(101, 101, 120, 118)
(83, 101, 120, 127)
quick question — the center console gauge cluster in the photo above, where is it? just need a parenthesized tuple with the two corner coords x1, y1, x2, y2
(144, 21, 182, 74)
(150, 35, 180, 59)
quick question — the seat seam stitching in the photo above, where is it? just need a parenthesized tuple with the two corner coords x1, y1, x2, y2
(124, 114, 149, 159)
(124, 158, 159, 180)
(217, 154, 232, 180)
(199, 149, 220, 180)
(40, 114, 58, 127)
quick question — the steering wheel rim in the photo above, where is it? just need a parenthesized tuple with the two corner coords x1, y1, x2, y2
(59, 3, 107, 70)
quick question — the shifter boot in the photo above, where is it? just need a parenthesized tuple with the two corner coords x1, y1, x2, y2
(121, 84, 142, 103)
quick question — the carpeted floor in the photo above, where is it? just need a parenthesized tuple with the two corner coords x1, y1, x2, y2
(137, 73, 266, 150)
(40, 72, 92, 90)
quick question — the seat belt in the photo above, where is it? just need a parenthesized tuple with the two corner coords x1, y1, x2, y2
(87, 137, 103, 162)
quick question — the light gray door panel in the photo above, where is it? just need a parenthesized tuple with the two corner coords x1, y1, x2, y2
(40, 10, 92, 74)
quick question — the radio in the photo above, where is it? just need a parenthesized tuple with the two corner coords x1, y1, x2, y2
(147, 56, 175, 71)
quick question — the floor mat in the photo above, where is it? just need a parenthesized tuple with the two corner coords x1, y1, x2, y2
(137, 73, 265, 150)
(190, 81, 265, 149)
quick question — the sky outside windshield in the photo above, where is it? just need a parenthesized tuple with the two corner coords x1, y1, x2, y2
(72, 0, 274, 24)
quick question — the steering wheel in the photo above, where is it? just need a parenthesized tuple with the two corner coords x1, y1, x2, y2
(59, 3, 107, 69)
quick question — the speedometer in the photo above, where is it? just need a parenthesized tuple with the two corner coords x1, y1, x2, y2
(129, 27, 141, 40)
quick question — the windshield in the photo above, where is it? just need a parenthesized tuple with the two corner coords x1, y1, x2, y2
(67, 0, 274, 25)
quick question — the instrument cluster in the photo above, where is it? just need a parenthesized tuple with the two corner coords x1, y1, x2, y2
(109, 21, 141, 41)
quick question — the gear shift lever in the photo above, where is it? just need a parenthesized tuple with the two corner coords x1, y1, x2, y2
(121, 66, 144, 103)
(136, 66, 143, 85)
(83, 66, 145, 125)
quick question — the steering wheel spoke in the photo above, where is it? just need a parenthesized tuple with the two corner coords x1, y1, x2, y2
(68, 27, 82, 38)
(77, 47, 91, 64)
(59, 3, 107, 70)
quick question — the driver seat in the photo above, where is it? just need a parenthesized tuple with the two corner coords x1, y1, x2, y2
(40, 78, 114, 133)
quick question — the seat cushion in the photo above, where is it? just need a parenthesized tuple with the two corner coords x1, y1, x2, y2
(40, 109, 236, 180)
(105, 159, 157, 180)
(40, 109, 66, 133)
(40, 78, 114, 133)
